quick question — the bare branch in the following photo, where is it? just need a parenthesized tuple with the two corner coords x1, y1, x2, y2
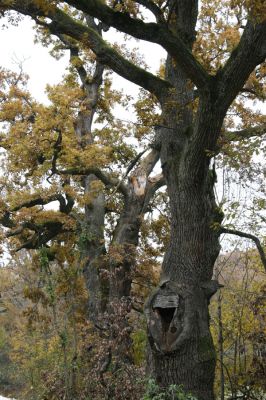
(220, 227, 266, 272)
(10, 192, 74, 215)
(11, 194, 66, 212)
(123, 148, 149, 177)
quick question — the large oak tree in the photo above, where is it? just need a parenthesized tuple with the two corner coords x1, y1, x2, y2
(0, 1, 266, 399)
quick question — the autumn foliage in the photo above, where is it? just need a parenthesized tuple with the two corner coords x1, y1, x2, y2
(0, 0, 265, 399)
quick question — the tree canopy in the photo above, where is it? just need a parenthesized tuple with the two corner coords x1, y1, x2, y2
(0, 1, 265, 399)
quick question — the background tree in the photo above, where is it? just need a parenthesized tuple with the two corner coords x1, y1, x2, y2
(211, 249, 266, 400)
(0, 13, 164, 399)
(0, 1, 265, 399)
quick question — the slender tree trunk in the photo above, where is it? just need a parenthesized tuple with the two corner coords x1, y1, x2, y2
(109, 149, 160, 301)
(69, 51, 107, 321)
(109, 193, 143, 300)
(106, 152, 161, 363)
(81, 174, 107, 319)
(233, 339, 238, 398)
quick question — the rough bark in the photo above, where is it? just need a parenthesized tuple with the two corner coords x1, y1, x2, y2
(145, 280, 220, 396)
(104, 149, 162, 365)
(144, 2, 223, 398)
(66, 36, 107, 320)
(146, 124, 222, 399)
(109, 149, 161, 301)
(145, 154, 222, 399)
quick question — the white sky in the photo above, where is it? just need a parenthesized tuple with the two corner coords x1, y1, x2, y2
(0, 16, 69, 101)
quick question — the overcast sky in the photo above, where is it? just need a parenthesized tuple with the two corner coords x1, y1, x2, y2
(1, 16, 69, 102)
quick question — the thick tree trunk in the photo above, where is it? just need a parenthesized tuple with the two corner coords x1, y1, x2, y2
(145, 3, 224, 397)
(106, 192, 144, 364)
(145, 92, 225, 398)
(71, 45, 160, 324)
(145, 160, 222, 399)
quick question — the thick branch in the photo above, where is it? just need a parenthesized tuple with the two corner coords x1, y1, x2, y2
(14, 223, 66, 251)
(0, 0, 170, 99)
(8, 216, 76, 251)
(138, 148, 160, 177)
(63, 0, 210, 89)
(6, 221, 41, 238)
(220, 227, 266, 272)
(4, 0, 209, 91)
(6, 0, 172, 100)
(217, 19, 266, 109)
(48, 12, 172, 100)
